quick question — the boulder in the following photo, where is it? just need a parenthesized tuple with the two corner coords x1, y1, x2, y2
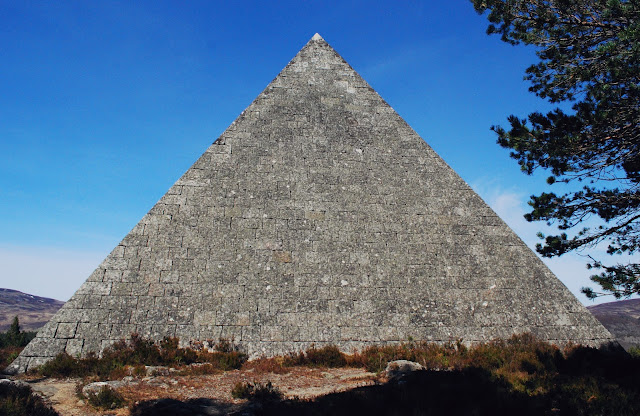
(384, 360, 425, 380)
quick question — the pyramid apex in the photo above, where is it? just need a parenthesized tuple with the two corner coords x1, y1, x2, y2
(311, 33, 324, 41)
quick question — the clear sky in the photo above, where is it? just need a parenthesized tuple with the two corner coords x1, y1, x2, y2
(0, 1, 633, 304)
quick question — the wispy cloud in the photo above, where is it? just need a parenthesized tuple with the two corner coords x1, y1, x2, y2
(362, 48, 421, 79)
(360, 43, 437, 80)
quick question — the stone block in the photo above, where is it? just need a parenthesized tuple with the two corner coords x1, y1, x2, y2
(55, 323, 78, 339)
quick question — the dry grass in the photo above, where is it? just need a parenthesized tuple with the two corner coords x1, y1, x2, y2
(0, 345, 22, 367)
(36, 335, 247, 380)
(0, 381, 60, 416)
(241, 356, 291, 374)
(22, 333, 640, 415)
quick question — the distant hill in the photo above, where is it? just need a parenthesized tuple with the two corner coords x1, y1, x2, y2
(0, 288, 64, 331)
(587, 298, 640, 350)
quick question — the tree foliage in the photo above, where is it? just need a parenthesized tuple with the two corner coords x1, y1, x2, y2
(473, 0, 640, 298)
(0, 316, 36, 348)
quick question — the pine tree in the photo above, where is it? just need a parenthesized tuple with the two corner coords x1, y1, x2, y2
(5, 316, 23, 347)
(472, 0, 640, 298)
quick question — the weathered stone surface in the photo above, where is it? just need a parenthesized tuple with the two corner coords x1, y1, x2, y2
(0, 379, 30, 388)
(7, 33, 613, 374)
(82, 380, 133, 397)
(384, 360, 425, 380)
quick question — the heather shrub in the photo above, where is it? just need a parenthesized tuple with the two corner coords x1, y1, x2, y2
(159, 336, 198, 365)
(197, 339, 247, 370)
(39, 352, 82, 378)
(127, 333, 640, 415)
(305, 344, 347, 367)
(214, 338, 236, 353)
(35, 334, 247, 379)
(0, 381, 59, 416)
(217, 350, 248, 370)
(355, 344, 401, 372)
(354, 340, 465, 372)
(85, 385, 126, 410)
(242, 356, 290, 374)
(230, 381, 251, 399)
(285, 344, 347, 368)
(198, 350, 247, 370)
(0, 346, 22, 367)
(132, 364, 147, 377)
(231, 381, 283, 402)
(28, 331, 640, 415)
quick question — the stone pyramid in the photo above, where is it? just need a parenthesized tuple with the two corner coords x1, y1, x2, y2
(9, 34, 612, 373)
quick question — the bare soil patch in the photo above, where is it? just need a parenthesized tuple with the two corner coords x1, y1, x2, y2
(26, 366, 376, 415)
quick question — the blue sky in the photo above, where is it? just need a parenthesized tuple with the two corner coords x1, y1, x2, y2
(0, 1, 631, 304)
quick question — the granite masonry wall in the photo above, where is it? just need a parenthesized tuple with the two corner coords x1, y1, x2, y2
(8, 34, 612, 373)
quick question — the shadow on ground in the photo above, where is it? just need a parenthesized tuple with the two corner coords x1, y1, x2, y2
(130, 365, 639, 416)
(131, 397, 242, 416)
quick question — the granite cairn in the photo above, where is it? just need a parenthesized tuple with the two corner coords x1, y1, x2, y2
(8, 34, 613, 373)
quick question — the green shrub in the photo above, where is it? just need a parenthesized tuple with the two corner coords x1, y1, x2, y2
(218, 350, 248, 370)
(199, 350, 248, 370)
(628, 345, 640, 358)
(108, 334, 161, 366)
(0, 317, 36, 367)
(0, 317, 36, 349)
(39, 352, 81, 378)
